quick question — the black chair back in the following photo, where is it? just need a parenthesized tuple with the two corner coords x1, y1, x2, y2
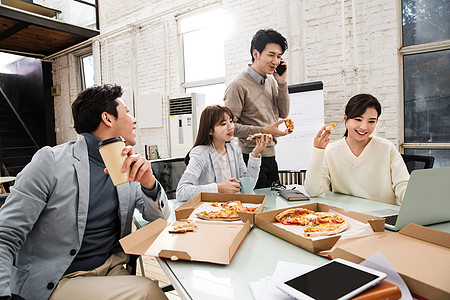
(401, 154, 435, 174)
(150, 157, 186, 199)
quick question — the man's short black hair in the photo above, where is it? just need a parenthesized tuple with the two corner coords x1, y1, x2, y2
(71, 84, 123, 134)
(250, 28, 288, 62)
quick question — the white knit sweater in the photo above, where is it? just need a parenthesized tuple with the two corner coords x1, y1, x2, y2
(304, 136, 410, 205)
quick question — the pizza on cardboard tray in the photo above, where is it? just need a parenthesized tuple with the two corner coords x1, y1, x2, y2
(221, 200, 258, 213)
(196, 209, 241, 221)
(275, 208, 348, 237)
(197, 201, 258, 221)
(169, 220, 198, 233)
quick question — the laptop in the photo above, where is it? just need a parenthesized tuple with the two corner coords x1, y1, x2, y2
(369, 167, 450, 231)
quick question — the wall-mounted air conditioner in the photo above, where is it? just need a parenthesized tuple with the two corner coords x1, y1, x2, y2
(168, 93, 205, 157)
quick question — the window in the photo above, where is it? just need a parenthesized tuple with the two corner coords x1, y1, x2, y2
(33, 0, 99, 29)
(185, 83, 226, 108)
(80, 53, 94, 90)
(70, 0, 98, 29)
(178, 7, 230, 107)
(401, 0, 450, 167)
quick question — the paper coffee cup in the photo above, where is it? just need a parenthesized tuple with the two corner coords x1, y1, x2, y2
(98, 137, 130, 186)
(239, 177, 255, 194)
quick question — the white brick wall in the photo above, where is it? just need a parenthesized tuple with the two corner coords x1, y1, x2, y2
(52, 0, 403, 158)
(52, 54, 79, 144)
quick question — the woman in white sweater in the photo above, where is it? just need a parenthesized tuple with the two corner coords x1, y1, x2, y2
(176, 105, 271, 201)
(304, 94, 409, 205)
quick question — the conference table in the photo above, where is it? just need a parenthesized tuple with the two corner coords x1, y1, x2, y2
(135, 186, 450, 300)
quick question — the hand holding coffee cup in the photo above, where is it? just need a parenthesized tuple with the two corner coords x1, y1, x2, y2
(121, 147, 156, 190)
(217, 177, 241, 194)
(98, 137, 130, 186)
(239, 177, 255, 194)
(99, 137, 156, 189)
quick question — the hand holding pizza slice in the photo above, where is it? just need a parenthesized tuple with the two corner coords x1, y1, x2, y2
(325, 123, 337, 131)
(284, 118, 294, 133)
(246, 133, 273, 141)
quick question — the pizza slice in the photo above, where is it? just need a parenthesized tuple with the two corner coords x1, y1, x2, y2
(303, 212, 348, 237)
(246, 133, 273, 141)
(325, 123, 337, 131)
(221, 201, 258, 213)
(285, 118, 294, 133)
(169, 220, 198, 233)
(275, 208, 315, 225)
(196, 209, 241, 221)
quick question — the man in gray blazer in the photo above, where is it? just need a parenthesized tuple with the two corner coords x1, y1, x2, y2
(0, 84, 170, 300)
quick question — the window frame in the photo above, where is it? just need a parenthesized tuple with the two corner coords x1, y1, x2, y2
(73, 47, 94, 91)
(176, 5, 226, 94)
(73, 0, 100, 30)
(399, 0, 450, 152)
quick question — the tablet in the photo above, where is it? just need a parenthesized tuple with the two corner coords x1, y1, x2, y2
(276, 258, 386, 300)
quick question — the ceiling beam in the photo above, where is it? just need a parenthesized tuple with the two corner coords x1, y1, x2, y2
(0, 5, 98, 38)
(0, 21, 30, 41)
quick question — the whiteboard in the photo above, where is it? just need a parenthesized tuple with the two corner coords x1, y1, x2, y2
(276, 82, 324, 171)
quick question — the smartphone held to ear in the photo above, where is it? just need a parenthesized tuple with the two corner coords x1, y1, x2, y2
(276, 63, 286, 76)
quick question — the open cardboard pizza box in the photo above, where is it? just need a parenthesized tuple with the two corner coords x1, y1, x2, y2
(175, 192, 265, 225)
(328, 223, 450, 299)
(120, 218, 251, 265)
(254, 202, 385, 253)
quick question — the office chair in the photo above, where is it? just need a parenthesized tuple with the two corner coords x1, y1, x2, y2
(126, 254, 140, 275)
(401, 154, 435, 174)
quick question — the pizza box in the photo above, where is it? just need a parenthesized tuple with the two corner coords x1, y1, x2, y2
(254, 202, 385, 253)
(329, 223, 450, 299)
(120, 217, 252, 265)
(175, 192, 265, 225)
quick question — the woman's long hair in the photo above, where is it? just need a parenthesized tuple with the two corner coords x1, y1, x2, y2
(344, 94, 382, 137)
(184, 105, 234, 165)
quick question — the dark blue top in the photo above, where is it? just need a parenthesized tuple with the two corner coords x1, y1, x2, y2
(65, 133, 121, 274)
(65, 133, 161, 274)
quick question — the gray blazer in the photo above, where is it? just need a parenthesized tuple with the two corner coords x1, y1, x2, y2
(176, 143, 261, 201)
(0, 137, 170, 300)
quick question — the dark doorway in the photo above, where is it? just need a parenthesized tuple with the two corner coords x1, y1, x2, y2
(0, 53, 55, 176)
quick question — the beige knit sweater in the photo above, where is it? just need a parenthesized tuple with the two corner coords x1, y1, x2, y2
(224, 71, 290, 157)
(304, 136, 410, 205)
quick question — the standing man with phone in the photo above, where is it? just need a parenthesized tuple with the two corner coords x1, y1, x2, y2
(224, 28, 290, 188)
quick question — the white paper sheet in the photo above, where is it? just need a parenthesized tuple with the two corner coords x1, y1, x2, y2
(360, 252, 412, 300)
(249, 253, 412, 300)
(249, 261, 315, 300)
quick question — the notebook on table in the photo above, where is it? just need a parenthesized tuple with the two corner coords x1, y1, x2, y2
(352, 280, 402, 300)
(369, 167, 450, 231)
(279, 189, 310, 201)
